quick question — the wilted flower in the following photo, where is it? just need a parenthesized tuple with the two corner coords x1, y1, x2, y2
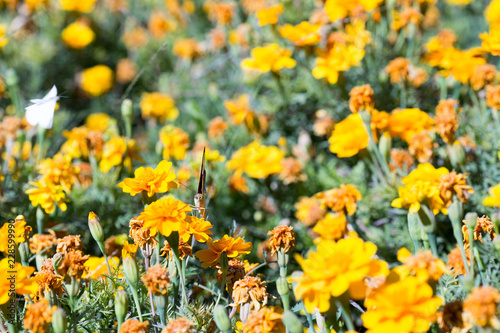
(196, 235, 252, 268)
(162, 317, 197, 333)
(462, 215, 496, 248)
(438, 171, 473, 205)
(120, 319, 149, 333)
(129, 219, 159, 249)
(231, 275, 268, 311)
(464, 286, 500, 329)
(435, 99, 459, 144)
(314, 184, 362, 216)
(470, 64, 496, 91)
(160, 238, 193, 260)
(349, 84, 374, 113)
(267, 225, 295, 255)
(437, 299, 471, 333)
(395, 248, 449, 282)
(215, 258, 245, 289)
(35, 258, 64, 298)
(29, 231, 57, 255)
(408, 130, 434, 163)
(244, 307, 285, 333)
(57, 250, 89, 278)
(142, 264, 170, 295)
(447, 245, 470, 276)
(23, 299, 56, 333)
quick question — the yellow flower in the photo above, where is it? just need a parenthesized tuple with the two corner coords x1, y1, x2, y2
(83, 256, 122, 280)
(480, 29, 500, 56)
(395, 248, 449, 283)
(362, 276, 443, 333)
(224, 94, 256, 128)
(86, 112, 112, 132)
(117, 160, 178, 197)
(26, 178, 68, 214)
(241, 44, 296, 73)
(138, 197, 191, 237)
(140, 92, 179, 122)
(312, 44, 364, 84)
(293, 238, 389, 313)
(196, 235, 253, 268)
(313, 213, 348, 243)
(0, 24, 9, 50)
(227, 141, 284, 179)
(279, 21, 321, 46)
(464, 286, 500, 329)
(295, 196, 326, 227)
(80, 65, 114, 97)
(485, 0, 500, 29)
(328, 113, 368, 158)
(484, 183, 500, 207)
(159, 125, 190, 160)
(60, 0, 97, 12)
(99, 137, 142, 173)
(388, 108, 434, 142)
(173, 38, 201, 60)
(244, 306, 285, 333)
(325, 0, 382, 22)
(314, 184, 362, 215)
(0, 258, 39, 305)
(0, 219, 27, 253)
(61, 21, 95, 49)
(38, 153, 79, 194)
(180, 215, 214, 243)
(256, 4, 283, 26)
(122, 241, 139, 258)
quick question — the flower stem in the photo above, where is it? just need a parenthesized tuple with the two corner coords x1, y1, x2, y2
(335, 296, 355, 332)
(130, 287, 143, 322)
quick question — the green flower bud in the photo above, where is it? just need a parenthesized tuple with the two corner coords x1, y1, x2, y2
(464, 212, 478, 229)
(121, 99, 133, 139)
(407, 212, 423, 243)
(448, 199, 464, 226)
(52, 308, 67, 333)
(88, 212, 104, 244)
(277, 251, 289, 268)
(213, 305, 232, 333)
(65, 276, 81, 298)
(276, 277, 289, 296)
(378, 132, 392, 160)
(417, 205, 436, 234)
(123, 257, 139, 286)
(52, 253, 64, 272)
(5, 69, 18, 86)
(281, 310, 303, 333)
(18, 241, 29, 266)
(114, 289, 128, 328)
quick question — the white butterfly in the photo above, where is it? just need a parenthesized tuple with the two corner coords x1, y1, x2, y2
(25, 85, 58, 129)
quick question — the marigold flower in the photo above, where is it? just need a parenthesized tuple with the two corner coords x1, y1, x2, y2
(293, 238, 389, 313)
(231, 275, 268, 311)
(173, 38, 202, 60)
(462, 215, 496, 249)
(80, 65, 114, 97)
(312, 44, 364, 84)
(484, 183, 500, 207)
(60, 0, 97, 12)
(61, 20, 95, 49)
(362, 276, 442, 333)
(207, 116, 229, 139)
(447, 245, 470, 276)
(129, 219, 159, 249)
(160, 238, 193, 260)
(324, 0, 382, 22)
(23, 299, 56, 333)
(392, 7, 423, 31)
(0, 25, 8, 50)
(295, 197, 326, 227)
(267, 225, 295, 255)
(142, 264, 170, 295)
(138, 197, 191, 237)
(56, 235, 84, 253)
(159, 125, 190, 160)
(122, 241, 139, 259)
(388, 108, 434, 142)
(180, 215, 214, 243)
(437, 299, 471, 333)
(241, 44, 296, 73)
(140, 92, 179, 122)
(203, 1, 235, 25)
(279, 21, 321, 46)
(470, 64, 496, 91)
(120, 319, 149, 333)
(228, 170, 249, 194)
(314, 184, 362, 215)
(0, 258, 38, 305)
(464, 286, 500, 328)
(122, 27, 148, 50)
(35, 258, 64, 298)
(215, 258, 246, 289)
(224, 94, 256, 128)
(244, 306, 285, 333)
(328, 113, 368, 157)
(485, 0, 500, 29)
(29, 231, 57, 255)
(385, 57, 410, 84)
(99, 136, 142, 173)
(117, 160, 178, 197)
(349, 84, 374, 113)
(227, 141, 284, 179)
(57, 250, 89, 278)
(162, 317, 197, 333)
(26, 178, 68, 214)
(0, 219, 26, 253)
(408, 130, 434, 163)
(486, 84, 500, 109)
(279, 157, 306, 185)
(116, 58, 138, 84)
(480, 29, 500, 56)
(395, 248, 449, 282)
(434, 99, 459, 143)
(38, 153, 79, 194)
(148, 12, 176, 39)
(83, 256, 121, 280)
(196, 235, 252, 268)
(313, 213, 348, 243)
(256, 4, 283, 26)
(438, 171, 473, 205)
(313, 112, 336, 137)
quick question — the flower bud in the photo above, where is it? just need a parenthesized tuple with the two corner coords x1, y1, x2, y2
(123, 256, 139, 286)
(213, 305, 232, 333)
(378, 132, 392, 160)
(18, 242, 29, 266)
(121, 99, 133, 139)
(464, 212, 478, 229)
(88, 212, 104, 244)
(52, 253, 64, 272)
(281, 310, 303, 333)
(52, 308, 67, 333)
(407, 212, 423, 244)
(417, 205, 436, 234)
(65, 276, 81, 298)
(276, 277, 289, 296)
(5, 69, 18, 86)
(114, 289, 128, 328)
(448, 199, 463, 226)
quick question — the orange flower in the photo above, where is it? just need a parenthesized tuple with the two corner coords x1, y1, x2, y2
(23, 299, 56, 333)
(173, 38, 201, 60)
(117, 160, 178, 197)
(120, 319, 149, 333)
(0, 258, 39, 305)
(447, 245, 470, 276)
(462, 215, 496, 249)
(408, 130, 433, 163)
(140, 92, 179, 122)
(231, 275, 268, 311)
(148, 12, 176, 39)
(208, 116, 229, 139)
(385, 57, 410, 84)
(313, 213, 348, 243)
(141, 264, 170, 295)
(349, 84, 374, 113)
(486, 85, 500, 109)
(464, 286, 500, 328)
(162, 317, 197, 333)
(388, 108, 434, 142)
(295, 196, 326, 226)
(138, 197, 192, 237)
(267, 225, 295, 255)
(395, 247, 449, 282)
(196, 235, 252, 268)
(227, 141, 284, 179)
(224, 94, 256, 128)
(244, 306, 285, 333)
(389, 148, 414, 172)
(180, 215, 214, 243)
(314, 184, 362, 215)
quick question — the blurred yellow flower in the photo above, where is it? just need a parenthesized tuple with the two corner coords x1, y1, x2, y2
(325, 0, 382, 22)
(293, 237, 389, 313)
(485, 0, 500, 29)
(99, 137, 142, 173)
(480, 29, 500, 56)
(328, 113, 368, 158)
(395, 248, 449, 283)
(0, 258, 38, 304)
(173, 38, 201, 60)
(122, 240, 139, 258)
(0, 219, 26, 253)
(224, 94, 256, 129)
(139, 197, 191, 237)
(83, 256, 122, 280)
(196, 235, 252, 268)
(227, 141, 284, 179)
(117, 160, 178, 197)
(484, 183, 500, 207)
(241, 44, 296, 73)
(86, 113, 112, 132)
(26, 178, 68, 214)
(313, 213, 348, 243)
(312, 44, 364, 84)
(362, 276, 442, 333)
(61, 21, 95, 49)
(159, 125, 190, 160)
(38, 153, 79, 194)
(295, 196, 326, 227)
(314, 184, 362, 215)
(228, 170, 249, 194)
(23, 299, 56, 333)
(80, 65, 114, 97)
(0, 24, 9, 50)
(388, 108, 434, 142)
(140, 92, 179, 122)
(279, 21, 321, 46)
(60, 0, 97, 12)
(256, 4, 283, 26)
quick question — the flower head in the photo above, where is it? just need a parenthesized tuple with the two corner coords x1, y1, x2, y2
(295, 196, 326, 226)
(142, 264, 170, 295)
(267, 225, 295, 255)
(140, 92, 179, 122)
(227, 141, 284, 179)
(314, 184, 362, 215)
(80, 65, 114, 97)
(23, 299, 56, 333)
(438, 171, 473, 205)
(464, 286, 500, 328)
(241, 44, 296, 73)
(447, 245, 470, 276)
(256, 4, 283, 26)
(349, 84, 374, 113)
(118, 160, 178, 197)
(26, 179, 68, 214)
(389, 108, 434, 142)
(395, 248, 449, 282)
(313, 213, 348, 243)
(231, 275, 268, 311)
(138, 197, 191, 237)
(484, 183, 500, 207)
(120, 319, 149, 333)
(61, 20, 95, 49)
(160, 238, 193, 260)
(162, 317, 197, 333)
(328, 113, 368, 157)
(279, 21, 321, 46)
(462, 215, 496, 249)
(196, 235, 252, 268)
(159, 125, 190, 160)
(435, 99, 459, 143)
(408, 130, 433, 163)
(244, 307, 285, 333)
(216, 258, 246, 289)
(0, 258, 38, 305)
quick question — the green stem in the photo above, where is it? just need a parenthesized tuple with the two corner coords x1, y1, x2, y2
(427, 232, 438, 257)
(468, 228, 475, 277)
(130, 287, 143, 322)
(335, 297, 355, 332)
(36, 126, 46, 164)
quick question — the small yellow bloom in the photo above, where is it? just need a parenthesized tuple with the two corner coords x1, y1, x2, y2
(484, 183, 500, 207)
(99, 137, 141, 173)
(140, 92, 179, 122)
(159, 125, 190, 160)
(25, 178, 68, 214)
(0, 219, 27, 253)
(61, 21, 95, 49)
(0, 258, 38, 305)
(227, 141, 284, 179)
(256, 4, 283, 26)
(60, 0, 96, 12)
(241, 44, 296, 73)
(80, 65, 114, 97)
(0, 24, 9, 50)
(117, 160, 178, 197)
(196, 235, 252, 268)
(83, 256, 122, 280)
(328, 113, 368, 158)
(279, 21, 321, 46)
(138, 197, 192, 237)
(86, 113, 112, 132)
(312, 44, 364, 84)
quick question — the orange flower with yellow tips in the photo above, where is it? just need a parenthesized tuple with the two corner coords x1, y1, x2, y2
(196, 235, 253, 268)
(312, 44, 364, 84)
(117, 160, 178, 197)
(180, 215, 213, 243)
(395, 248, 449, 283)
(314, 184, 362, 216)
(0, 258, 39, 305)
(138, 197, 191, 237)
(241, 44, 296, 73)
(464, 286, 500, 329)
(292, 237, 389, 313)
